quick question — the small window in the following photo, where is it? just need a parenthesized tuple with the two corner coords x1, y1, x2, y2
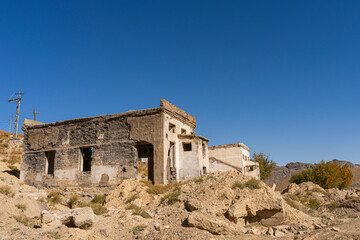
(181, 128, 187, 134)
(169, 123, 176, 133)
(81, 147, 93, 172)
(183, 142, 192, 151)
(45, 151, 55, 175)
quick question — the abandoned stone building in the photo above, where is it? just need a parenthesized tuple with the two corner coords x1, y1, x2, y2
(208, 143, 260, 179)
(20, 99, 210, 187)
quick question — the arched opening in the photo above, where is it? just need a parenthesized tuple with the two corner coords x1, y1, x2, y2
(135, 141, 154, 183)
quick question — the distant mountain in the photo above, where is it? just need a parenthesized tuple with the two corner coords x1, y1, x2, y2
(263, 159, 360, 192)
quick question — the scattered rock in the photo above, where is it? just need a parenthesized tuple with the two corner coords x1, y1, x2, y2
(331, 227, 340, 232)
(187, 211, 245, 235)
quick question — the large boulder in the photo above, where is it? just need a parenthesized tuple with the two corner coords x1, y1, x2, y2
(187, 211, 245, 235)
(41, 207, 96, 229)
(226, 190, 285, 226)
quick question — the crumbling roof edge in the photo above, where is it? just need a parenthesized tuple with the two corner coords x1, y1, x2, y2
(23, 107, 163, 130)
(209, 142, 250, 152)
(178, 134, 210, 142)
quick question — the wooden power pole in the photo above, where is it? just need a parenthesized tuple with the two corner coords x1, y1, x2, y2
(30, 106, 39, 121)
(8, 89, 24, 139)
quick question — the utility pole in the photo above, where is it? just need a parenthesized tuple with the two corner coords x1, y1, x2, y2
(8, 115, 13, 133)
(30, 106, 39, 121)
(8, 89, 24, 139)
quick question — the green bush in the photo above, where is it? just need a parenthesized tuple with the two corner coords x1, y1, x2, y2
(252, 152, 276, 180)
(290, 161, 353, 189)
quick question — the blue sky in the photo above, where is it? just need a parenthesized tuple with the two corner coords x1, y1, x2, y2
(1, 1, 359, 165)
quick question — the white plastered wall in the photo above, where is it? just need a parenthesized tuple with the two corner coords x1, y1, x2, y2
(163, 113, 194, 184)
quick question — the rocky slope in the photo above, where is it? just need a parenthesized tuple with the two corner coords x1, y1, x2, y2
(0, 133, 360, 239)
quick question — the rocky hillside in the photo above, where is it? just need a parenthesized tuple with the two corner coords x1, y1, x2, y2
(264, 160, 360, 192)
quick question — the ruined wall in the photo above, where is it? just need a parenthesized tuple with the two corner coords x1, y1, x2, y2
(208, 143, 260, 179)
(21, 109, 163, 187)
(163, 112, 194, 184)
(178, 136, 209, 181)
(127, 113, 163, 184)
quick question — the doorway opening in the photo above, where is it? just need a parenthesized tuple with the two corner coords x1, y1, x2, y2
(136, 142, 154, 183)
(80, 147, 93, 172)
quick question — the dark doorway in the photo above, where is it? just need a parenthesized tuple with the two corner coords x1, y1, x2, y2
(81, 147, 93, 172)
(45, 151, 55, 175)
(136, 142, 154, 183)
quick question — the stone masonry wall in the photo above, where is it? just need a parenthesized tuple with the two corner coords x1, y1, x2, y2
(21, 109, 163, 188)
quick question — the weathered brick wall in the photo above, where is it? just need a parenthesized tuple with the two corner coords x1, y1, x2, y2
(21, 114, 144, 188)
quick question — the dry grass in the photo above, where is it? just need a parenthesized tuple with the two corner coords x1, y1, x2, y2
(144, 181, 182, 195)
(160, 191, 181, 205)
(132, 225, 147, 235)
(13, 215, 34, 227)
(126, 204, 151, 218)
(126, 193, 139, 204)
(78, 201, 107, 215)
(0, 186, 14, 197)
(15, 204, 27, 211)
(47, 191, 62, 205)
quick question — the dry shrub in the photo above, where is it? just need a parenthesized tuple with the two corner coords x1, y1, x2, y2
(13, 215, 34, 227)
(126, 193, 139, 204)
(68, 195, 79, 208)
(91, 194, 106, 205)
(0, 186, 14, 197)
(126, 204, 151, 218)
(132, 225, 147, 235)
(160, 191, 181, 205)
(232, 179, 261, 190)
(15, 204, 27, 211)
(47, 191, 62, 205)
(145, 182, 182, 195)
(78, 201, 107, 215)
(327, 201, 340, 211)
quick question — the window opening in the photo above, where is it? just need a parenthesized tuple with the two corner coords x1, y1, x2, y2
(183, 142, 192, 151)
(81, 147, 93, 172)
(181, 128, 187, 134)
(45, 151, 55, 175)
(169, 123, 176, 133)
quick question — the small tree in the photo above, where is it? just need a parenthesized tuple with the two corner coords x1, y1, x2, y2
(290, 160, 353, 189)
(252, 152, 276, 180)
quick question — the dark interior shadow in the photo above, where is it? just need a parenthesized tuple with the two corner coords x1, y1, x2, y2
(4, 169, 20, 178)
